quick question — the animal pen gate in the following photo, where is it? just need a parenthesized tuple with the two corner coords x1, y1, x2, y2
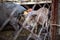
(0, 0, 58, 40)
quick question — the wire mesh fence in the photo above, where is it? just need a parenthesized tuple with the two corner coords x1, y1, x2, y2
(0, 0, 52, 40)
(12, 1, 52, 40)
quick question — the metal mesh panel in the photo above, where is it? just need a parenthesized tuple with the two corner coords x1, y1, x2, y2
(0, 0, 52, 40)
(12, 1, 52, 40)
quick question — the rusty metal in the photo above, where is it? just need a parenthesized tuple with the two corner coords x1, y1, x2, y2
(51, 0, 58, 40)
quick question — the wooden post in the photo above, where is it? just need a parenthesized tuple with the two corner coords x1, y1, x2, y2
(51, 0, 58, 40)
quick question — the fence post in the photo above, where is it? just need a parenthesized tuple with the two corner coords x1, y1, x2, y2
(51, 0, 58, 40)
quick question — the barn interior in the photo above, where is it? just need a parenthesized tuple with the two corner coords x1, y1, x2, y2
(0, 0, 60, 40)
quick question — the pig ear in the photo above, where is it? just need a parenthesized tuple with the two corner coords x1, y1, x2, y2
(37, 7, 49, 15)
(41, 7, 49, 16)
(44, 8, 49, 16)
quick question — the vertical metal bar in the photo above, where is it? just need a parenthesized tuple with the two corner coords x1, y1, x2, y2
(51, 0, 58, 40)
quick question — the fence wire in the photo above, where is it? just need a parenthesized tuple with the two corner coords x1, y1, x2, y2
(0, 0, 52, 40)
(12, 1, 52, 40)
